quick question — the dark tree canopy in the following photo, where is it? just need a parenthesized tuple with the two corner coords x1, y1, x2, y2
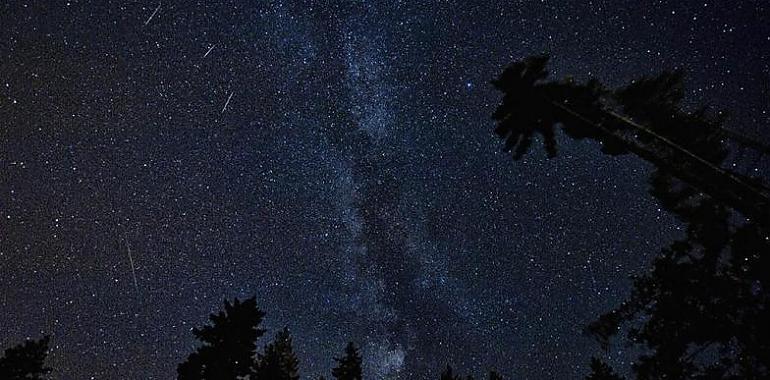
(492, 55, 770, 379)
(585, 358, 624, 380)
(491, 55, 769, 225)
(331, 342, 363, 380)
(439, 365, 478, 380)
(437, 365, 507, 380)
(254, 328, 300, 380)
(0, 336, 52, 380)
(440, 365, 460, 380)
(177, 297, 266, 380)
(491, 55, 607, 159)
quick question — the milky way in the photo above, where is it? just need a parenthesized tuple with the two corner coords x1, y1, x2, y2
(1, 1, 768, 379)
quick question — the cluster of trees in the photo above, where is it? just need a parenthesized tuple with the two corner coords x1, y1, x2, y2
(174, 297, 368, 380)
(0, 297, 507, 379)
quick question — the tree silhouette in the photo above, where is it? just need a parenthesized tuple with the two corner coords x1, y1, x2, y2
(440, 365, 460, 380)
(254, 327, 300, 380)
(331, 342, 363, 380)
(177, 297, 266, 380)
(438, 365, 495, 380)
(492, 55, 769, 225)
(491, 55, 608, 159)
(492, 56, 770, 379)
(172, 299, 519, 380)
(585, 358, 624, 380)
(0, 336, 52, 380)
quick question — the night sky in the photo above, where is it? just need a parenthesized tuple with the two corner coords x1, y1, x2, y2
(2, 1, 769, 379)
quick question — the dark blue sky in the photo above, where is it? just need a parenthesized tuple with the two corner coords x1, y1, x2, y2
(1, 1, 768, 379)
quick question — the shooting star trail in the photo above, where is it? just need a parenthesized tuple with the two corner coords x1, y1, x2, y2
(124, 236, 140, 295)
(222, 91, 234, 113)
(203, 44, 217, 58)
(144, 3, 161, 26)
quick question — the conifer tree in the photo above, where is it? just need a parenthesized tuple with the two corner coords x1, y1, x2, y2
(440, 365, 459, 380)
(254, 328, 300, 380)
(177, 297, 265, 380)
(0, 336, 52, 380)
(331, 342, 363, 380)
(488, 370, 504, 380)
(585, 358, 624, 380)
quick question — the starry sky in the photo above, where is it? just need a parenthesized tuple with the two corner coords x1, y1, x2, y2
(1, 1, 769, 379)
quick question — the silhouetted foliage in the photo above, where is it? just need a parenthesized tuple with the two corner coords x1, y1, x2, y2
(492, 56, 770, 379)
(439, 365, 478, 380)
(254, 328, 300, 380)
(491, 55, 609, 159)
(172, 299, 526, 380)
(331, 342, 362, 380)
(0, 336, 52, 380)
(440, 365, 460, 380)
(492, 55, 768, 225)
(177, 297, 266, 380)
(585, 358, 624, 380)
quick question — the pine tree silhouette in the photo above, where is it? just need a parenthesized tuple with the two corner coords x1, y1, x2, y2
(331, 342, 362, 380)
(488, 370, 504, 380)
(585, 358, 624, 380)
(0, 336, 52, 380)
(440, 365, 459, 380)
(254, 327, 300, 380)
(177, 297, 266, 380)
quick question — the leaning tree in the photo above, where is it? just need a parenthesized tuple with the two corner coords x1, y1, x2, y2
(490, 55, 770, 379)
